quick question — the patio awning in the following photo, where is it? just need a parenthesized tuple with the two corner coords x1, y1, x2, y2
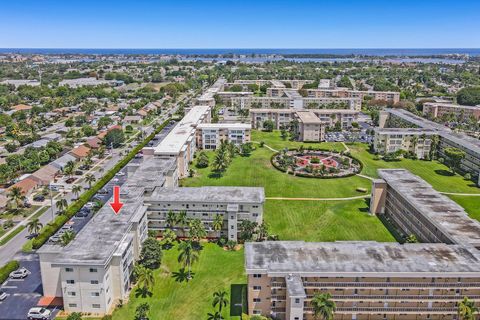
(37, 296, 63, 307)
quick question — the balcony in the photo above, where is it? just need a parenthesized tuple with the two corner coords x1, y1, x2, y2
(300, 282, 480, 289)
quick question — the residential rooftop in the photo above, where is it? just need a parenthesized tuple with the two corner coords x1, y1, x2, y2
(153, 105, 210, 155)
(42, 157, 176, 266)
(378, 169, 480, 247)
(295, 111, 322, 124)
(245, 241, 480, 275)
(148, 186, 265, 204)
(197, 123, 251, 130)
(424, 102, 480, 110)
(374, 127, 436, 134)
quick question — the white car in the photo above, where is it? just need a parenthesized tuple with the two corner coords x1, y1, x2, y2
(27, 307, 51, 320)
(115, 171, 125, 176)
(9, 267, 31, 279)
(84, 202, 95, 209)
(0, 291, 7, 301)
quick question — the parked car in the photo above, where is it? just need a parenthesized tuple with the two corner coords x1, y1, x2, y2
(97, 189, 109, 195)
(33, 195, 45, 202)
(49, 234, 62, 242)
(27, 307, 51, 320)
(9, 267, 31, 279)
(74, 170, 83, 176)
(115, 171, 125, 177)
(65, 177, 76, 184)
(84, 202, 96, 209)
(60, 225, 73, 232)
(134, 153, 143, 159)
(0, 291, 7, 301)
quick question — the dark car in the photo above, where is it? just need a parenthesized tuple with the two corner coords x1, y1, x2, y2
(74, 170, 83, 176)
(33, 195, 45, 202)
(66, 177, 76, 184)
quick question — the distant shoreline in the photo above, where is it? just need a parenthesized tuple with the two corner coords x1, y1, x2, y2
(0, 48, 479, 57)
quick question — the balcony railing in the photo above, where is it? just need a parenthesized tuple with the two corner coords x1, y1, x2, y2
(297, 281, 480, 289)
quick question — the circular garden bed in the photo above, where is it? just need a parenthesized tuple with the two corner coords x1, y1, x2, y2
(271, 149, 362, 178)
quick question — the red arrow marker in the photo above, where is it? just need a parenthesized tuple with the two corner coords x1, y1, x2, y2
(110, 186, 123, 215)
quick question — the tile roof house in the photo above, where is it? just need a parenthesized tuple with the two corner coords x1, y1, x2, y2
(31, 164, 59, 185)
(86, 136, 102, 149)
(12, 104, 33, 112)
(69, 145, 91, 159)
(10, 176, 39, 195)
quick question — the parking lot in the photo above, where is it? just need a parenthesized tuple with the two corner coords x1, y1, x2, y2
(0, 122, 176, 319)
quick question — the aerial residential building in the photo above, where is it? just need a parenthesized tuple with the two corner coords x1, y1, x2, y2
(146, 186, 265, 241)
(305, 88, 400, 105)
(380, 108, 480, 183)
(38, 157, 178, 316)
(59, 78, 124, 88)
(370, 169, 480, 248)
(245, 241, 480, 320)
(422, 102, 480, 120)
(0, 79, 41, 88)
(230, 95, 359, 111)
(196, 77, 226, 106)
(195, 123, 251, 150)
(153, 105, 211, 177)
(293, 111, 325, 142)
(373, 128, 434, 158)
(250, 109, 359, 133)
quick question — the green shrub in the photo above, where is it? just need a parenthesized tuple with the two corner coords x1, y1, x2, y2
(0, 260, 19, 283)
(32, 119, 171, 250)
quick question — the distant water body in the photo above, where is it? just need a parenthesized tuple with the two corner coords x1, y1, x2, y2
(1, 48, 480, 56)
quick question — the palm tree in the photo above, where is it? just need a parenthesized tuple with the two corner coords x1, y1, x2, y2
(177, 240, 200, 280)
(56, 198, 68, 214)
(188, 218, 207, 242)
(458, 296, 478, 320)
(85, 174, 96, 189)
(60, 230, 75, 246)
(72, 185, 82, 200)
(166, 210, 177, 229)
(311, 292, 336, 320)
(26, 218, 43, 236)
(207, 311, 224, 320)
(212, 214, 223, 238)
(136, 265, 155, 294)
(213, 290, 229, 313)
(63, 161, 76, 178)
(176, 210, 188, 238)
(7, 186, 25, 211)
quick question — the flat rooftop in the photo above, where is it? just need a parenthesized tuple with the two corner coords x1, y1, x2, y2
(425, 102, 480, 111)
(379, 169, 480, 247)
(295, 111, 322, 124)
(385, 108, 480, 156)
(46, 157, 176, 266)
(197, 123, 251, 130)
(153, 105, 210, 155)
(148, 186, 265, 204)
(245, 241, 480, 275)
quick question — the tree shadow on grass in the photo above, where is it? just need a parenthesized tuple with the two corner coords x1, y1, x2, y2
(434, 169, 454, 177)
(230, 284, 247, 317)
(135, 287, 153, 298)
(208, 171, 223, 179)
(172, 268, 195, 283)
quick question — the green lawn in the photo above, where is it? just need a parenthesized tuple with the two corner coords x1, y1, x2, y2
(111, 243, 246, 320)
(347, 143, 480, 194)
(265, 199, 395, 242)
(447, 195, 480, 221)
(252, 130, 345, 152)
(183, 147, 370, 198)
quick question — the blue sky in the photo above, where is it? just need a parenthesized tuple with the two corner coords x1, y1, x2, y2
(1, 0, 479, 48)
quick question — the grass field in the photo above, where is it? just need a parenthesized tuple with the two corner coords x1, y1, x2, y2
(265, 199, 395, 242)
(111, 243, 246, 320)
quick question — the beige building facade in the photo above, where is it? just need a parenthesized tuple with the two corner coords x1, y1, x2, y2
(195, 123, 251, 150)
(423, 102, 480, 120)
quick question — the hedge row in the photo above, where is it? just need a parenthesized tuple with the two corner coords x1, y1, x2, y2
(0, 260, 19, 284)
(270, 148, 364, 179)
(32, 119, 172, 250)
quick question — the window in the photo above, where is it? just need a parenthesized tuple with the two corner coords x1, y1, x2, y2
(92, 304, 101, 309)
(68, 303, 77, 308)
(65, 267, 73, 272)
(67, 291, 76, 296)
(91, 280, 99, 285)
(91, 292, 100, 297)
(253, 274, 262, 278)
(89, 268, 98, 273)
(66, 280, 75, 284)
(295, 298, 300, 304)
(253, 298, 261, 302)
(253, 286, 261, 291)
(253, 310, 261, 315)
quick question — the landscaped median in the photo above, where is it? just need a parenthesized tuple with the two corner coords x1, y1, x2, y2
(31, 118, 172, 250)
(0, 260, 19, 284)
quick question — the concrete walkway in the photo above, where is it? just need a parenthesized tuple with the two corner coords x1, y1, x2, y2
(266, 195, 370, 201)
(439, 192, 480, 196)
(251, 141, 278, 153)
